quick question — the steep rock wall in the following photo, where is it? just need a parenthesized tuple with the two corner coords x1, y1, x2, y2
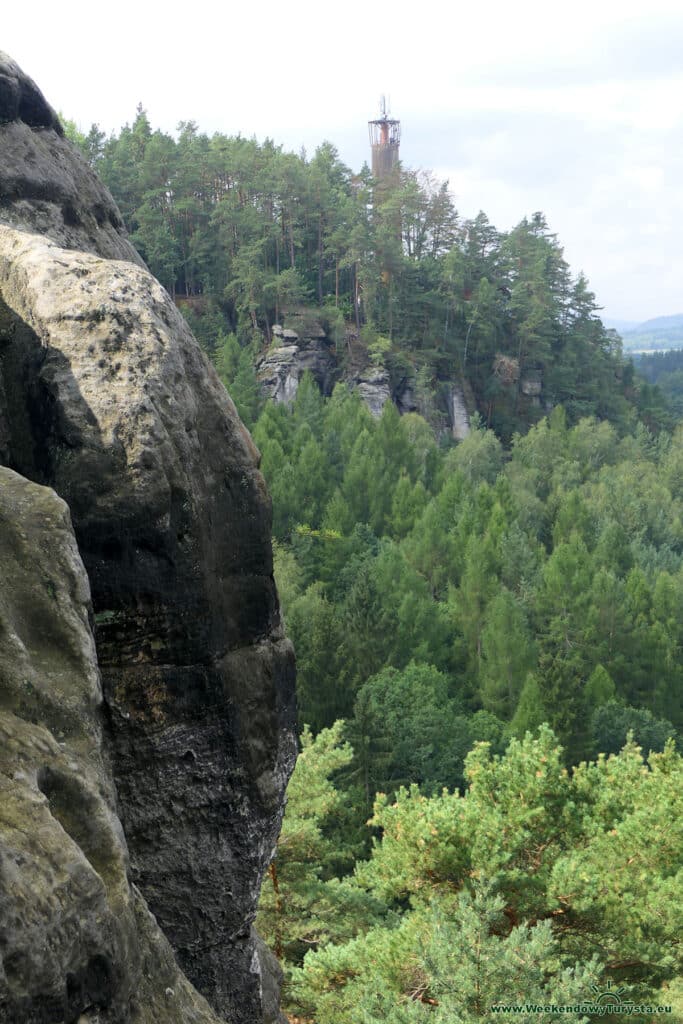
(255, 314, 472, 431)
(0, 467, 224, 1024)
(0, 53, 296, 1023)
(257, 319, 339, 404)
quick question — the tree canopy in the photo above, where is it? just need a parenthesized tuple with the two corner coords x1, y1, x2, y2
(62, 110, 665, 439)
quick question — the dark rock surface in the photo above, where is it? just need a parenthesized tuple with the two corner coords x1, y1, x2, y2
(0, 54, 296, 1023)
(0, 54, 61, 131)
(0, 52, 143, 264)
(0, 467, 224, 1024)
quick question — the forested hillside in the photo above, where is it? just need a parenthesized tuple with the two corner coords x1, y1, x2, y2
(253, 383, 682, 770)
(64, 112, 683, 1022)
(621, 315, 683, 353)
(249, 386, 683, 1021)
(636, 349, 683, 419)
(64, 110, 669, 439)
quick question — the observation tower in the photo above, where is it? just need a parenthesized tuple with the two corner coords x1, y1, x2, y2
(368, 96, 401, 180)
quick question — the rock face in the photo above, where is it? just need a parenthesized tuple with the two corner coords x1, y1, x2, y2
(394, 378, 418, 415)
(0, 53, 296, 1023)
(0, 468, 224, 1024)
(448, 383, 471, 440)
(257, 318, 338, 404)
(354, 369, 392, 419)
(0, 53, 143, 264)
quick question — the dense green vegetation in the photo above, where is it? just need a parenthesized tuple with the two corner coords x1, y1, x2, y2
(63, 110, 666, 439)
(253, 383, 682, 766)
(259, 725, 682, 1022)
(64, 111, 683, 1022)
(250, 385, 682, 1019)
(635, 349, 683, 420)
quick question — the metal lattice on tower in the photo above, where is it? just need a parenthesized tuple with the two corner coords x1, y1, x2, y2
(368, 95, 401, 180)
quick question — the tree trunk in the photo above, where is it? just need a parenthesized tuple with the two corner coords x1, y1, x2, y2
(318, 215, 324, 304)
(288, 217, 295, 268)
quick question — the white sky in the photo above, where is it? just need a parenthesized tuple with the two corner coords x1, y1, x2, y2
(4, 0, 683, 323)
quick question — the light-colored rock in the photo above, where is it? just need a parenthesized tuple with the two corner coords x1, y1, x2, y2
(356, 369, 391, 418)
(284, 313, 326, 340)
(0, 224, 297, 1021)
(449, 383, 471, 440)
(258, 344, 302, 403)
(520, 377, 543, 397)
(257, 320, 338, 404)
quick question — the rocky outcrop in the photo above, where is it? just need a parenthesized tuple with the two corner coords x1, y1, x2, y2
(520, 374, 543, 407)
(448, 383, 471, 440)
(0, 53, 296, 1023)
(0, 468, 224, 1024)
(0, 53, 143, 264)
(493, 352, 544, 408)
(354, 369, 392, 418)
(257, 343, 302, 404)
(257, 318, 338, 404)
(394, 378, 418, 415)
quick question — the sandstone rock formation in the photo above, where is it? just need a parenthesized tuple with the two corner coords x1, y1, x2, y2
(0, 52, 296, 1023)
(256, 317, 338, 404)
(0, 54, 143, 264)
(448, 383, 471, 440)
(0, 468, 225, 1024)
(354, 369, 392, 419)
(256, 313, 473, 434)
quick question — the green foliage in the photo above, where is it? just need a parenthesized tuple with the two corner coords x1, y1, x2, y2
(61, 115, 105, 167)
(213, 333, 262, 427)
(636, 350, 683, 421)
(590, 702, 678, 757)
(296, 888, 603, 1024)
(366, 331, 392, 368)
(349, 662, 472, 800)
(257, 379, 682, 766)
(257, 723, 382, 980)
(480, 589, 536, 718)
(444, 423, 504, 485)
(92, 110, 639, 432)
(291, 730, 683, 1022)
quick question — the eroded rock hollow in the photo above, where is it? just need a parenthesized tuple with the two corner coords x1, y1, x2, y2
(0, 52, 296, 1024)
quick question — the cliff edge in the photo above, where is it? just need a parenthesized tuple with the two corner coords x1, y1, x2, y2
(0, 53, 296, 1023)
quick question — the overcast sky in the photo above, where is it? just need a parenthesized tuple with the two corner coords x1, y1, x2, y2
(5, 0, 682, 323)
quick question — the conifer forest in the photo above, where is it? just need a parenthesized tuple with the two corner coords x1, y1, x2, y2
(67, 111, 683, 1023)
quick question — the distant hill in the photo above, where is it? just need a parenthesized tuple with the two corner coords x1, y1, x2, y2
(619, 313, 683, 352)
(603, 318, 640, 333)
